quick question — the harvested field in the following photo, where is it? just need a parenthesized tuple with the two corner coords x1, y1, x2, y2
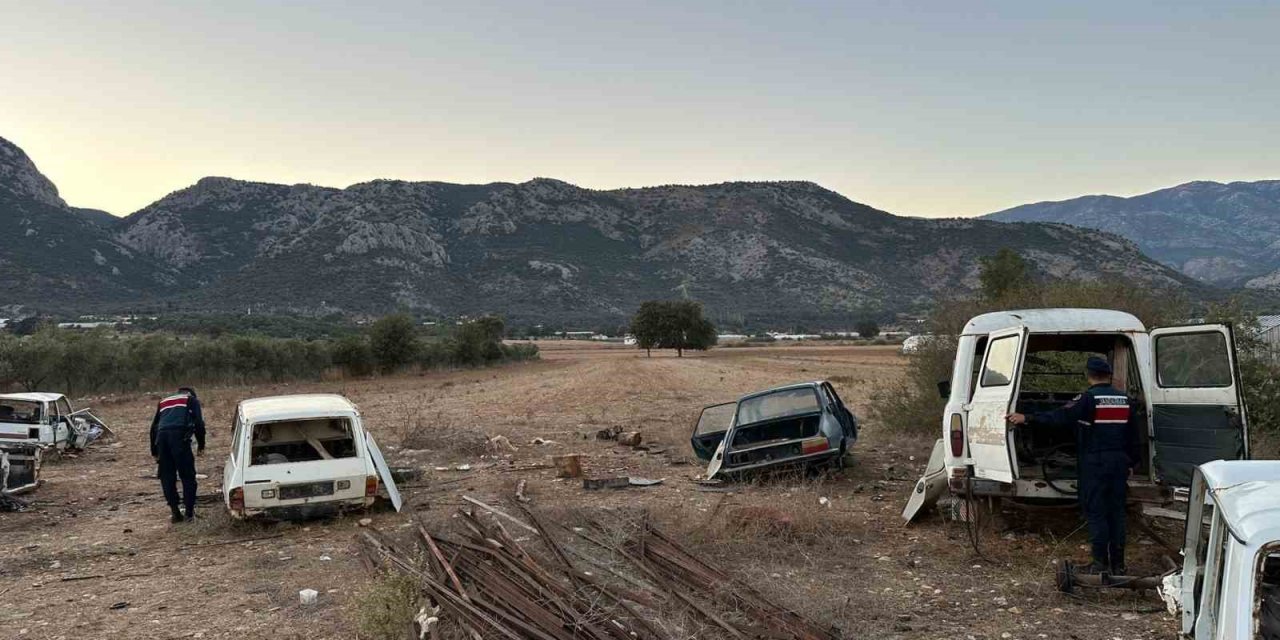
(0, 344, 1176, 639)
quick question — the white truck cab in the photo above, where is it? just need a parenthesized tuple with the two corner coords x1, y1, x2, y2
(933, 309, 1248, 507)
(222, 394, 402, 519)
(0, 393, 77, 450)
(1171, 460, 1280, 639)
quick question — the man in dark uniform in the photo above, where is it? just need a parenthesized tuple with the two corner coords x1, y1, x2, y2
(149, 387, 205, 522)
(1007, 356, 1138, 574)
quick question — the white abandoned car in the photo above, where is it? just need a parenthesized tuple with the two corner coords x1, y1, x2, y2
(222, 394, 402, 519)
(0, 392, 110, 451)
(1, 392, 112, 497)
(1164, 460, 1280, 639)
(904, 308, 1249, 521)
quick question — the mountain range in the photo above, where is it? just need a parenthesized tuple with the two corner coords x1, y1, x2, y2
(986, 180, 1280, 288)
(0, 135, 1195, 325)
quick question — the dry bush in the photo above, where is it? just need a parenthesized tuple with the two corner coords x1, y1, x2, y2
(391, 396, 488, 456)
(354, 571, 420, 640)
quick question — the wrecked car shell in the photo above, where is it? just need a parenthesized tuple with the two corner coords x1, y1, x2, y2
(692, 381, 858, 479)
(1166, 460, 1280, 639)
(222, 394, 402, 519)
(0, 392, 111, 452)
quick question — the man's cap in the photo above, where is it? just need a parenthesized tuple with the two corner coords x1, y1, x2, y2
(1085, 356, 1112, 375)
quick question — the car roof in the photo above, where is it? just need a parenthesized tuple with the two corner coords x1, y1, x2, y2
(0, 392, 65, 403)
(962, 308, 1146, 336)
(1200, 460, 1280, 545)
(238, 394, 359, 423)
(737, 381, 826, 403)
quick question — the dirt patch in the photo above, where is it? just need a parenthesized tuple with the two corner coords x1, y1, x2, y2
(0, 345, 1176, 638)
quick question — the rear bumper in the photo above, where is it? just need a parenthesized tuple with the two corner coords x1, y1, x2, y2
(234, 496, 373, 520)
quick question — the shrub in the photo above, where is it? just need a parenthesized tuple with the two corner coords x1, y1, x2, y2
(369, 313, 419, 373)
(332, 335, 376, 378)
(453, 316, 505, 366)
(354, 572, 420, 640)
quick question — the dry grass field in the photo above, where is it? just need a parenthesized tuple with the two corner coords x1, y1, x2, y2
(0, 343, 1178, 639)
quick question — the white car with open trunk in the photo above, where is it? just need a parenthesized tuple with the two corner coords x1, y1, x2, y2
(221, 394, 401, 519)
(904, 308, 1250, 521)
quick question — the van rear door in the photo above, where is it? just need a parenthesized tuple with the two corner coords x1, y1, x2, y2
(968, 326, 1028, 484)
(1149, 325, 1249, 486)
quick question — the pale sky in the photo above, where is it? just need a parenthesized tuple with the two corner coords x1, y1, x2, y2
(3, 1, 1277, 217)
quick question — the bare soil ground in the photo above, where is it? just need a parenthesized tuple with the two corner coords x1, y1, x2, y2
(0, 344, 1178, 639)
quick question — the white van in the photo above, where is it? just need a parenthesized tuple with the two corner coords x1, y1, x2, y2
(907, 308, 1249, 519)
(222, 394, 402, 519)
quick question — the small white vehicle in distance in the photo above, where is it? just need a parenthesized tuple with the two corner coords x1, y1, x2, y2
(1168, 460, 1280, 639)
(222, 394, 402, 519)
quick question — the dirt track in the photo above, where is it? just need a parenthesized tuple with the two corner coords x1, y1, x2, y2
(0, 343, 1176, 639)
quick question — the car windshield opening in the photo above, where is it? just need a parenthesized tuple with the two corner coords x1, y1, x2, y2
(0, 400, 42, 424)
(250, 417, 357, 465)
(735, 388, 820, 425)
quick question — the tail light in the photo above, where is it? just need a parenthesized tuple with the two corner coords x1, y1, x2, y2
(229, 487, 245, 513)
(948, 413, 965, 457)
(365, 475, 378, 497)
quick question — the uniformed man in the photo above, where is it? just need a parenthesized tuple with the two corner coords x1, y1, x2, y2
(1006, 356, 1137, 574)
(149, 387, 206, 523)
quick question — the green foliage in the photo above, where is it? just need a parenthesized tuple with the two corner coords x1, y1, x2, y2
(452, 316, 505, 366)
(354, 572, 419, 640)
(855, 320, 880, 339)
(978, 248, 1030, 302)
(369, 313, 419, 373)
(629, 300, 717, 357)
(332, 335, 376, 377)
(1204, 299, 1280, 450)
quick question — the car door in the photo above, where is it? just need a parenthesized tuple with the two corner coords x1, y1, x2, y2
(223, 411, 243, 505)
(47, 400, 68, 448)
(821, 381, 857, 441)
(691, 402, 736, 462)
(1148, 325, 1249, 486)
(967, 326, 1028, 484)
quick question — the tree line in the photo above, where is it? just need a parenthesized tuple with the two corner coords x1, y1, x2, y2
(0, 314, 537, 396)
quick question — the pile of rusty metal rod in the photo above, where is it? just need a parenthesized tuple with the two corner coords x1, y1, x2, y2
(358, 500, 839, 639)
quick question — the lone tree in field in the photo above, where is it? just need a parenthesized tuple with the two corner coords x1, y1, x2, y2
(630, 300, 717, 357)
(978, 248, 1030, 302)
(856, 319, 880, 339)
(369, 313, 419, 373)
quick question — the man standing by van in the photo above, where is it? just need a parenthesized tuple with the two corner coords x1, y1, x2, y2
(1006, 356, 1137, 574)
(149, 387, 206, 523)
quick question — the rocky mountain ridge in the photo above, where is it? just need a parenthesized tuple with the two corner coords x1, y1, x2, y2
(985, 180, 1280, 288)
(0, 135, 1196, 323)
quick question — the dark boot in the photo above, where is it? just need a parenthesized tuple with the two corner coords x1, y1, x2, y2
(169, 506, 184, 523)
(184, 505, 196, 522)
(1109, 546, 1126, 575)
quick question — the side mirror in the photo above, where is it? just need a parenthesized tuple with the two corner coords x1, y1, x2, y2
(937, 380, 951, 400)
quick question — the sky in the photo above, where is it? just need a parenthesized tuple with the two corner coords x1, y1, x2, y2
(2, 1, 1278, 217)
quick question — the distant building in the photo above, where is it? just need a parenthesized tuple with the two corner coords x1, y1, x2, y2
(1256, 315, 1280, 351)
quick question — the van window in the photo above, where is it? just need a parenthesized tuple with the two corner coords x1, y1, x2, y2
(1156, 332, 1232, 388)
(249, 417, 358, 465)
(1258, 546, 1280, 640)
(58, 398, 73, 417)
(981, 336, 1020, 387)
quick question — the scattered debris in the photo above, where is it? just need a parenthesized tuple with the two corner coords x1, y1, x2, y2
(358, 518, 373, 527)
(552, 454, 583, 478)
(299, 589, 318, 606)
(359, 504, 840, 640)
(595, 425, 623, 440)
(529, 437, 556, 446)
(583, 476, 631, 490)
(627, 477, 663, 487)
(108, 602, 129, 610)
(617, 431, 643, 447)
(514, 479, 530, 503)
(485, 435, 517, 453)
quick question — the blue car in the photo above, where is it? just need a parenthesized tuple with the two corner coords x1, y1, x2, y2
(691, 380, 858, 478)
